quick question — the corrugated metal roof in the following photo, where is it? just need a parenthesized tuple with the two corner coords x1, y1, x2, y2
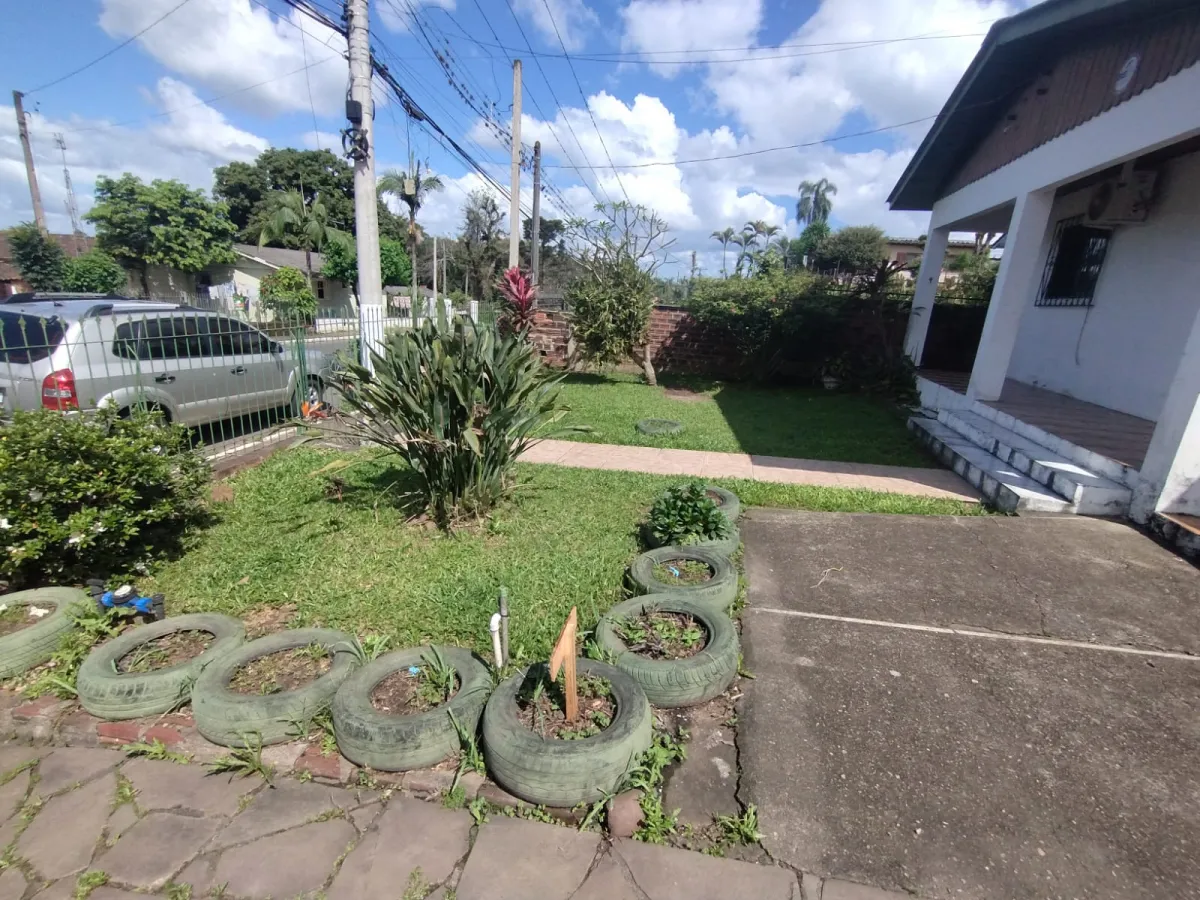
(232, 243, 326, 271)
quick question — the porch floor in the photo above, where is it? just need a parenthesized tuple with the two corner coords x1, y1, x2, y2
(919, 371, 1155, 470)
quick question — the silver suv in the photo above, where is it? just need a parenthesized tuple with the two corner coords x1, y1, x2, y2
(0, 298, 327, 426)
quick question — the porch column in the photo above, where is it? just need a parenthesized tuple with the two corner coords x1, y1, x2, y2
(966, 189, 1054, 401)
(903, 226, 949, 364)
(1131, 306, 1200, 522)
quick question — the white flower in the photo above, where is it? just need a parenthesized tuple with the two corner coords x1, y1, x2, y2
(67, 534, 82, 545)
(28, 490, 43, 502)
(0, 604, 7, 614)
(28, 606, 49, 618)
(91, 522, 106, 534)
(151, 446, 163, 455)
(0, 518, 10, 529)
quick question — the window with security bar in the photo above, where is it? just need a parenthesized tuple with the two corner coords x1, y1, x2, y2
(1036, 215, 1112, 307)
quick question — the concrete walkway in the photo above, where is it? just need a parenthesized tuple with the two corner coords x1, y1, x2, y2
(524, 439, 978, 501)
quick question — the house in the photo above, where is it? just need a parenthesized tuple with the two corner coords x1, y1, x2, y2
(885, 237, 976, 280)
(889, 0, 1200, 546)
(141, 244, 355, 318)
(0, 232, 94, 297)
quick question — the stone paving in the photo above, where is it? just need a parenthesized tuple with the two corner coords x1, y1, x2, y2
(523, 439, 979, 501)
(0, 742, 911, 900)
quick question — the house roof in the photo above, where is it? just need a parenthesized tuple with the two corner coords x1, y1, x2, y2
(888, 0, 1195, 211)
(0, 231, 95, 282)
(886, 237, 977, 249)
(232, 243, 326, 271)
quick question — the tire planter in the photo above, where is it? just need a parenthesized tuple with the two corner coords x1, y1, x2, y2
(332, 646, 492, 772)
(595, 595, 738, 708)
(482, 658, 653, 807)
(703, 485, 742, 525)
(628, 545, 739, 614)
(635, 418, 684, 436)
(643, 523, 741, 557)
(192, 628, 358, 747)
(0, 587, 87, 680)
(77, 614, 246, 720)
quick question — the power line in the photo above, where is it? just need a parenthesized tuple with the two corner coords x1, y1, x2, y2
(297, 8, 324, 150)
(24, 0, 196, 95)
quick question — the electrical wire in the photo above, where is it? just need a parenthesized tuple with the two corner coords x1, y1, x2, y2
(24, 0, 197, 95)
(298, 8, 324, 150)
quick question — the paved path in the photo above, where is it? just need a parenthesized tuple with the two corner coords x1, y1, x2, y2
(0, 743, 906, 900)
(524, 439, 979, 501)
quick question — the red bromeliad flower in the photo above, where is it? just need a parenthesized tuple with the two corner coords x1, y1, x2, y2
(497, 267, 537, 333)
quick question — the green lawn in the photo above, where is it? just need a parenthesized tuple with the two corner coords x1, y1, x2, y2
(554, 372, 933, 467)
(145, 449, 982, 662)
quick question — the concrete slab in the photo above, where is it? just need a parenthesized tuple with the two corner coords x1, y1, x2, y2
(212, 776, 362, 849)
(210, 818, 356, 898)
(17, 773, 115, 880)
(456, 816, 600, 900)
(122, 757, 255, 818)
(101, 811, 222, 890)
(740, 510, 1200, 900)
(614, 838, 799, 899)
(33, 747, 123, 798)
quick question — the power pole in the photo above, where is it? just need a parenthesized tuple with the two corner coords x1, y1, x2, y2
(432, 235, 438, 305)
(508, 60, 522, 270)
(54, 133, 84, 252)
(530, 141, 542, 286)
(13, 91, 46, 233)
(345, 0, 383, 366)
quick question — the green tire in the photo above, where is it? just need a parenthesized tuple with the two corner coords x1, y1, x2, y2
(0, 588, 87, 680)
(703, 485, 742, 524)
(628, 545, 739, 614)
(595, 595, 738, 708)
(332, 646, 492, 772)
(192, 628, 359, 747)
(482, 659, 652, 807)
(643, 523, 741, 557)
(635, 418, 684, 436)
(77, 614, 246, 721)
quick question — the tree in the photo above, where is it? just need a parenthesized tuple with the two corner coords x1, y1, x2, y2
(457, 190, 506, 304)
(944, 251, 999, 302)
(6, 224, 65, 290)
(794, 221, 830, 267)
(321, 237, 412, 299)
(63, 250, 126, 294)
(260, 266, 316, 320)
(710, 227, 735, 278)
(378, 158, 445, 302)
(814, 225, 887, 276)
(258, 189, 344, 283)
(211, 160, 269, 234)
(85, 174, 237, 295)
(797, 178, 837, 226)
(379, 239, 413, 289)
(377, 200, 410, 243)
(731, 232, 757, 277)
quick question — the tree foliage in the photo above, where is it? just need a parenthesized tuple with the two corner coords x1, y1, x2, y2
(6, 224, 65, 291)
(456, 190, 506, 304)
(814, 225, 887, 275)
(63, 250, 126, 294)
(321, 237, 412, 292)
(797, 178, 837, 226)
(943, 251, 999, 303)
(793, 221, 830, 267)
(260, 266, 317, 319)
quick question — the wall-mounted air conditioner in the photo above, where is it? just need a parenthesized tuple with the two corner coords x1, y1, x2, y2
(1085, 162, 1158, 226)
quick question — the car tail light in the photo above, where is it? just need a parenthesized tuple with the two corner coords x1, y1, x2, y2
(42, 368, 78, 410)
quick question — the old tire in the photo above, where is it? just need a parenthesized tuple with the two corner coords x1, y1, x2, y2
(482, 658, 652, 807)
(635, 418, 683, 436)
(628, 545, 738, 614)
(643, 523, 741, 557)
(0, 587, 87, 679)
(332, 646, 492, 772)
(192, 628, 358, 747)
(77, 614, 246, 720)
(704, 485, 742, 524)
(595, 595, 739, 708)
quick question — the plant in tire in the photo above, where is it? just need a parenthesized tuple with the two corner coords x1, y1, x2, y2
(327, 317, 584, 528)
(646, 482, 731, 548)
(0, 408, 209, 588)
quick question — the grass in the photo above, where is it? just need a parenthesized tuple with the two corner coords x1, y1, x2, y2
(143, 449, 981, 662)
(555, 372, 934, 467)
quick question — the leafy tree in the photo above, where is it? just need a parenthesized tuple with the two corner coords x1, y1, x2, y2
(797, 178, 837, 225)
(378, 158, 445, 300)
(710, 227, 735, 278)
(814, 225, 887, 276)
(321, 237, 412, 298)
(377, 200, 410, 243)
(63, 250, 126, 294)
(260, 266, 317, 319)
(943, 250, 999, 303)
(457, 190, 506, 304)
(211, 160, 270, 233)
(380, 239, 413, 288)
(793, 221, 830, 268)
(6, 223, 65, 290)
(85, 174, 237, 296)
(258, 189, 344, 283)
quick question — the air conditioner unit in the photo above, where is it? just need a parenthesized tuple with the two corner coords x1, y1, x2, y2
(1085, 164, 1158, 225)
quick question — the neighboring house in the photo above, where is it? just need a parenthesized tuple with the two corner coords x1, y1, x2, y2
(0, 232, 94, 297)
(885, 237, 975, 280)
(141, 244, 354, 318)
(890, 0, 1200, 546)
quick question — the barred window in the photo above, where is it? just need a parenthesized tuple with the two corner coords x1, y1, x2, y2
(1036, 215, 1111, 307)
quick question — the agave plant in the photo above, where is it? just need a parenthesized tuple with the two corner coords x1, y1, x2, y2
(497, 267, 537, 335)
(330, 317, 579, 527)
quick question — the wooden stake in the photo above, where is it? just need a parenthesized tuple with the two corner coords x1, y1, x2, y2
(549, 606, 578, 724)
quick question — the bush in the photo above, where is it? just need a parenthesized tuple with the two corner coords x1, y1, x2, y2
(646, 482, 731, 547)
(497, 267, 536, 335)
(330, 317, 578, 527)
(260, 266, 317, 320)
(0, 408, 210, 588)
(565, 257, 655, 381)
(63, 250, 127, 294)
(6, 223, 65, 291)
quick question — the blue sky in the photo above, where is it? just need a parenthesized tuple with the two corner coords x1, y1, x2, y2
(0, 0, 1026, 275)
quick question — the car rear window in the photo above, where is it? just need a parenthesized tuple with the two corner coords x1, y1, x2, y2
(0, 311, 66, 364)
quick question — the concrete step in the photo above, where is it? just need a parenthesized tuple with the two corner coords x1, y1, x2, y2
(908, 417, 1073, 514)
(938, 409, 1132, 516)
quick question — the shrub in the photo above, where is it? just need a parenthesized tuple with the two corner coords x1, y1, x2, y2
(0, 408, 210, 588)
(565, 257, 655, 381)
(63, 250, 127, 294)
(497, 267, 536, 335)
(260, 266, 317, 320)
(329, 317, 578, 527)
(6, 223, 65, 291)
(646, 483, 731, 547)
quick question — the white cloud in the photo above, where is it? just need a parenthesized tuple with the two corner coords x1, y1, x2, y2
(619, 0, 764, 77)
(1, 79, 268, 233)
(379, 0, 457, 33)
(512, 0, 599, 52)
(98, 0, 348, 117)
(301, 130, 344, 151)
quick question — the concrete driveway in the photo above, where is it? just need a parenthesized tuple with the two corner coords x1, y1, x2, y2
(739, 512, 1200, 900)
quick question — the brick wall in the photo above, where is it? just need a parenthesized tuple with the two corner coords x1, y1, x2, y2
(529, 306, 737, 375)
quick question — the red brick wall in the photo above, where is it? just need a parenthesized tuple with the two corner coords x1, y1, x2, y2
(529, 306, 736, 375)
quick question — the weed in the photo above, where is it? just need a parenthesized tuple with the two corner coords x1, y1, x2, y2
(702, 844, 726, 857)
(165, 884, 193, 900)
(623, 731, 686, 793)
(517, 804, 555, 824)
(401, 868, 429, 900)
(338, 633, 391, 665)
(113, 776, 136, 809)
(467, 796, 489, 825)
(74, 870, 108, 899)
(299, 641, 330, 663)
(122, 739, 190, 765)
(448, 708, 486, 783)
(420, 647, 457, 705)
(582, 636, 619, 665)
(312, 707, 338, 756)
(26, 604, 121, 699)
(442, 785, 466, 810)
(635, 792, 679, 844)
(297, 769, 313, 783)
(737, 653, 755, 680)
(206, 734, 274, 784)
(714, 805, 763, 845)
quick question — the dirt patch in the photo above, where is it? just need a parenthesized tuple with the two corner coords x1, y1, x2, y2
(118, 630, 215, 673)
(243, 603, 297, 639)
(615, 611, 707, 660)
(0, 605, 40, 638)
(371, 668, 459, 714)
(518, 673, 615, 741)
(230, 644, 331, 694)
(664, 388, 709, 403)
(653, 558, 715, 586)
(706, 490, 727, 507)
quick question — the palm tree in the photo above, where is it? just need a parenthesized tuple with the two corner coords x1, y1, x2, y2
(258, 189, 340, 284)
(796, 178, 837, 226)
(710, 227, 735, 278)
(775, 235, 793, 272)
(379, 158, 445, 306)
(732, 232, 757, 277)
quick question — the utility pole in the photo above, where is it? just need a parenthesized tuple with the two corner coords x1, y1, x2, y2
(345, 0, 383, 367)
(508, 60, 522, 270)
(432, 235, 438, 306)
(54, 134, 84, 252)
(530, 141, 542, 286)
(13, 91, 46, 233)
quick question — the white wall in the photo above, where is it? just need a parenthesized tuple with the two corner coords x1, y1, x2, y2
(1006, 150, 1200, 421)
